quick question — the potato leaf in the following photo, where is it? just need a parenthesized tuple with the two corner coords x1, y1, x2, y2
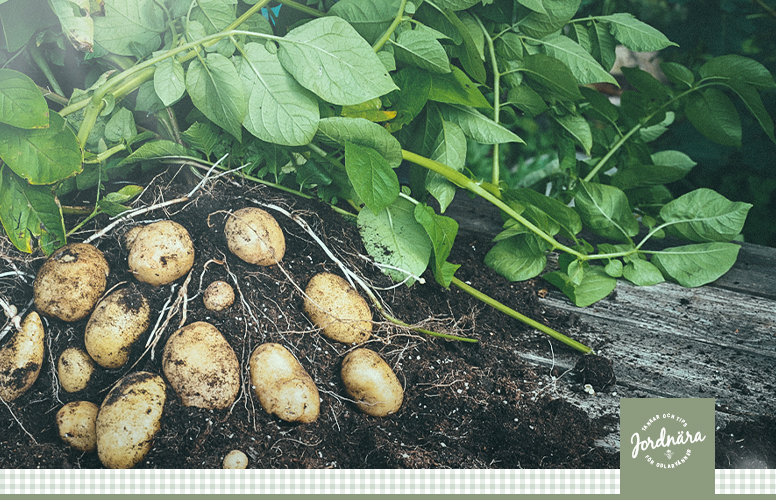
(0, 69, 49, 129)
(425, 117, 466, 212)
(316, 117, 403, 168)
(600, 13, 677, 52)
(93, 0, 164, 56)
(186, 54, 245, 142)
(329, 0, 401, 45)
(538, 34, 617, 85)
(485, 233, 548, 282)
(544, 265, 617, 307)
(414, 203, 460, 287)
(651, 242, 741, 287)
(622, 259, 664, 286)
(574, 181, 639, 241)
(344, 141, 399, 214)
(437, 103, 524, 144)
(278, 16, 398, 106)
(660, 188, 752, 242)
(392, 28, 451, 74)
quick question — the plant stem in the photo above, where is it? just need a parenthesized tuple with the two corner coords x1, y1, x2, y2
(38, 86, 69, 106)
(276, 0, 326, 18)
(475, 15, 502, 187)
(29, 45, 64, 96)
(582, 121, 642, 182)
(451, 277, 593, 354)
(373, 0, 408, 52)
(402, 149, 586, 259)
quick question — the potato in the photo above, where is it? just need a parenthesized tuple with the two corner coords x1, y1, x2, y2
(128, 220, 195, 286)
(122, 226, 143, 250)
(34, 243, 109, 322)
(249, 343, 319, 424)
(84, 286, 151, 369)
(162, 322, 240, 409)
(96, 371, 166, 469)
(340, 349, 403, 417)
(57, 347, 95, 393)
(56, 401, 99, 453)
(0, 312, 45, 401)
(223, 450, 248, 469)
(224, 207, 285, 266)
(203, 281, 235, 312)
(303, 273, 372, 344)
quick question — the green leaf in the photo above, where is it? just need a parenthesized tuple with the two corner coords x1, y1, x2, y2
(485, 233, 547, 282)
(622, 259, 664, 286)
(392, 28, 451, 74)
(588, 21, 616, 71)
(651, 242, 741, 287)
(103, 184, 143, 204)
(329, 0, 401, 45)
(93, 0, 164, 56)
(496, 32, 524, 60)
(719, 80, 775, 144)
(504, 187, 582, 240)
(345, 141, 399, 214)
(0, 69, 49, 129)
(539, 34, 617, 85)
(639, 111, 674, 142)
(431, 0, 480, 10)
(154, 57, 186, 107)
(699, 55, 776, 90)
(660, 188, 751, 243)
(600, 13, 677, 52)
(49, 0, 94, 52)
(552, 113, 592, 156)
(104, 107, 136, 143)
(182, 121, 221, 156)
(189, 0, 236, 35)
(316, 117, 403, 168)
(517, 0, 547, 14)
(358, 197, 433, 286)
(445, 9, 486, 84)
(506, 85, 548, 117)
(387, 67, 432, 131)
(574, 180, 639, 241)
(425, 117, 466, 212)
(0, 0, 44, 52)
(611, 149, 695, 190)
(685, 88, 741, 147)
(518, 0, 580, 39)
(580, 86, 618, 123)
(236, 42, 319, 147)
(544, 265, 617, 307)
(0, 166, 66, 255)
(621, 66, 672, 102)
(414, 202, 459, 287)
(278, 16, 398, 106)
(0, 111, 82, 185)
(604, 259, 623, 278)
(117, 139, 192, 167)
(522, 54, 584, 102)
(661, 62, 694, 89)
(186, 53, 245, 141)
(437, 103, 524, 144)
(428, 67, 491, 109)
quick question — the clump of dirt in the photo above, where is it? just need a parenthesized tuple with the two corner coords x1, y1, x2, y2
(0, 168, 769, 470)
(573, 355, 616, 391)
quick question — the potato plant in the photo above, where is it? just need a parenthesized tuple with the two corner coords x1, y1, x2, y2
(1, 0, 775, 352)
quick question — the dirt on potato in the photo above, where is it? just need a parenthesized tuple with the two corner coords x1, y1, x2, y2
(0, 169, 771, 469)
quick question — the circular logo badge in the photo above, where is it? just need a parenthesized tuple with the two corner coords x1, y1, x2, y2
(630, 412, 707, 469)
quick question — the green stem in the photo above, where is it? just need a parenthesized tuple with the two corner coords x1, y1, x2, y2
(38, 86, 69, 106)
(84, 144, 127, 164)
(582, 121, 642, 182)
(373, 0, 408, 52)
(402, 150, 586, 259)
(475, 15, 502, 186)
(452, 277, 592, 354)
(276, 0, 326, 18)
(29, 45, 64, 96)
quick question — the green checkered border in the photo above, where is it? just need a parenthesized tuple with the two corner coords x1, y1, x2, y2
(1, 469, 773, 494)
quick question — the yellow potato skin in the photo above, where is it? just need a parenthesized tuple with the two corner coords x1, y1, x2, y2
(224, 207, 285, 266)
(303, 273, 372, 344)
(162, 322, 240, 409)
(249, 343, 319, 424)
(203, 280, 235, 311)
(96, 371, 166, 469)
(128, 220, 195, 286)
(0, 312, 45, 401)
(223, 450, 248, 469)
(57, 401, 99, 453)
(341, 349, 403, 417)
(57, 347, 95, 393)
(34, 243, 109, 322)
(84, 287, 151, 369)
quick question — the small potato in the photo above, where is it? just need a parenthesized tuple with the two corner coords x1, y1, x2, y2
(203, 281, 235, 312)
(0, 312, 45, 401)
(223, 450, 248, 469)
(303, 273, 372, 344)
(249, 343, 319, 424)
(224, 207, 285, 266)
(34, 243, 109, 322)
(128, 220, 195, 286)
(84, 286, 151, 369)
(162, 322, 240, 409)
(341, 349, 403, 417)
(57, 347, 95, 393)
(96, 371, 166, 469)
(57, 401, 99, 453)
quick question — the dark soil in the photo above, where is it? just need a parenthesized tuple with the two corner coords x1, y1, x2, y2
(0, 170, 771, 469)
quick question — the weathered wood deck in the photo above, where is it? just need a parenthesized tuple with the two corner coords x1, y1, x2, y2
(445, 193, 776, 452)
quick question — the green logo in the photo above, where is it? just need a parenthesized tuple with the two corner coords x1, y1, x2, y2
(630, 412, 707, 469)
